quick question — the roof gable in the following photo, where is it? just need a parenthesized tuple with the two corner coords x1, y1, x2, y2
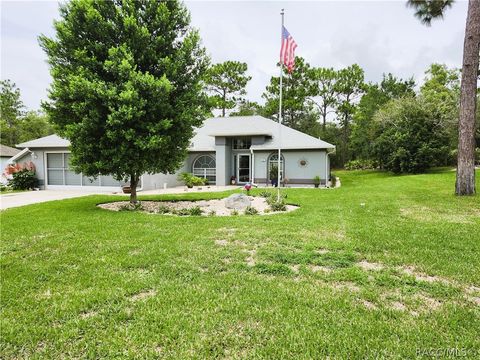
(0, 144, 21, 157)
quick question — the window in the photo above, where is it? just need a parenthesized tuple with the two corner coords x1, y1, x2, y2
(46, 152, 133, 187)
(192, 155, 216, 183)
(268, 153, 285, 180)
(232, 137, 251, 150)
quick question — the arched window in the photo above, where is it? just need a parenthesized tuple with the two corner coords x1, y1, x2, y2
(192, 155, 216, 183)
(267, 153, 285, 181)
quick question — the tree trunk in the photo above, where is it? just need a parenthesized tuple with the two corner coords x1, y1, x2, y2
(322, 105, 327, 131)
(456, 0, 480, 195)
(129, 174, 139, 204)
(222, 90, 226, 117)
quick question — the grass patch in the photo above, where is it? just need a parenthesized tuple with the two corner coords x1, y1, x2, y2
(1, 169, 479, 358)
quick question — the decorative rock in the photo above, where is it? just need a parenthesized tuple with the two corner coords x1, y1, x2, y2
(224, 193, 251, 210)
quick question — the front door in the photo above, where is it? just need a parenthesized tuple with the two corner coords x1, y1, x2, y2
(237, 154, 251, 183)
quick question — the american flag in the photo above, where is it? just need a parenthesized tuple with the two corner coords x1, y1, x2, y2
(280, 26, 297, 73)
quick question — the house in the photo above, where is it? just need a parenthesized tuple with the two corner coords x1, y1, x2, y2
(0, 144, 21, 173)
(13, 116, 335, 191)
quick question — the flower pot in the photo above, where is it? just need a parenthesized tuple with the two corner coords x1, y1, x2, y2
(122, 186, 131, 194)
(314, 184, 319, 188)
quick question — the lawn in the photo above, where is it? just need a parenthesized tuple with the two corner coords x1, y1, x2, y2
(1, 169, 479, 358)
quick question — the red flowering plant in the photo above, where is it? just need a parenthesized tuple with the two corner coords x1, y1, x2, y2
(5, 162, 38, 190)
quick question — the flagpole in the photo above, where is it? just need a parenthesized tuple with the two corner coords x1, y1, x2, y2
(277, 9, 284, 201)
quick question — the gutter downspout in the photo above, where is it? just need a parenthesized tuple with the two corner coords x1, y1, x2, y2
(326, 147, 336, 187)
(250, 148, 257, 187)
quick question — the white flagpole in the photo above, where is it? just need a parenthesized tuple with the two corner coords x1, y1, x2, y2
(277, 9, 284, 201)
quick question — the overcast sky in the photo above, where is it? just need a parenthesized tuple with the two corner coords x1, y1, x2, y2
(1, 0, 468, 111)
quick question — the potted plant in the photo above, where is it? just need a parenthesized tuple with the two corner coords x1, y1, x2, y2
(313, 175, 321, 188)
(122, 185, 132, 194)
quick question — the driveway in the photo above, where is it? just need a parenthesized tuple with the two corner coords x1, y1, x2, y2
(0, 190, 106, 210)
(0, 186, 241, 210)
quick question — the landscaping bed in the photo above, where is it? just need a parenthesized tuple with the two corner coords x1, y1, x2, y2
(97, 196, 299, 216)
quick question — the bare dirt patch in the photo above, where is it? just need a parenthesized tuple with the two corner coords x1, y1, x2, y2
(80, 310, 98, 319)
(215, 239, 229, 246)
(309, 265, 332, 274)
(130, 289, 156, 302)
(362, 300, 378, 310)
(243, 249, 256, 267)
(333, 282, 360, 293)
(357, 260, 384, 271)
(399, 265, 451, 285)
(98, 197, 298, 216)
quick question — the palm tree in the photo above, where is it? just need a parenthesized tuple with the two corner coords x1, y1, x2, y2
(408, 0, 479, 195)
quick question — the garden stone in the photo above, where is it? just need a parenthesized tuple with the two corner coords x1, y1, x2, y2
(224, 194, 251, 210)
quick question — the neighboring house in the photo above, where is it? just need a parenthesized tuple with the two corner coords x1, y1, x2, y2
(13, 116, 335, 191)
(0, 144, 21, 173)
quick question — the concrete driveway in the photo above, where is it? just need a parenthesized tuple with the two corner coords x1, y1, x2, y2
(0, 186, 240, 210)
(0, 190, 107, 210)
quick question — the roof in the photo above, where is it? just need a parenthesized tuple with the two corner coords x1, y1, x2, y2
(189, 116, 335, 151)
(0, 144, 21, 157)
(16, 134, 70, 148)
(15, 116, 335, 152)
(9, 148, 31, 163)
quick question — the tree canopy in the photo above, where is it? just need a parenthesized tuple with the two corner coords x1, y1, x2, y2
(40, 0, 209, 203)
(205, 61, 251, 117)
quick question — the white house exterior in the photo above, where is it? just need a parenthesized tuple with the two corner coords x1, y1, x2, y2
(13, 116, 335, 191)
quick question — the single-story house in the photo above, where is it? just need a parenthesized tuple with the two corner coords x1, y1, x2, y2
(13, 115, 335, 191)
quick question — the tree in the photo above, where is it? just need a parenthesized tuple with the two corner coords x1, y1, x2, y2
(351, 74, 415, 160)
(334, 64, 365, 165)
(205, 61, 251, 117)
(373, 97, 450, 173)
(262, 57, 318, 134)
(420, 64, 460, 160)
(19, 111, 54, 143)
(308, 68, 338, 131)
(0, 80, 24, 146)
(40, 0, 209, 204)
(408, 0, 479, 195)
(229, 100, 263, 116)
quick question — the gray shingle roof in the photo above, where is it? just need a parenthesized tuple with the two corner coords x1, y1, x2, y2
(16, 134, 70, 148)
(15, 116, 335, 152)
(0, 144, 21, 157)
(189, 116, 335, 151)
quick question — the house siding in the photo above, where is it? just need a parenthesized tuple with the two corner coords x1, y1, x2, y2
(253, 149, 328, 186)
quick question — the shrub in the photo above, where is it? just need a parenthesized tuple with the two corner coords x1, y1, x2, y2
(313, 175, 321, 187)
(259, 190, 273, 198)
(156, 205, 171, 214)
(269, 200, 287, 212)
(8, 169, 38, 190)
(231, 209, 239, 216)
(119, 202, 143, 211)
(208, 210, 216, 216)
(344, 159, 378, 170)
(330, 173, 337, 188)
(266, 193, 287, 205)
(373, 97, 450, 174)
(244, 206, 258, 215)
(178, 173, 206, 188)
(188, 206, 203, 216)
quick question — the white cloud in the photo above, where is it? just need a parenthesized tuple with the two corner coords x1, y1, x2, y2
(1, 0, 469, 110)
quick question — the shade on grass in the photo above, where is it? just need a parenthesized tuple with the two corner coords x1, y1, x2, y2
(1, 169, 479, 358)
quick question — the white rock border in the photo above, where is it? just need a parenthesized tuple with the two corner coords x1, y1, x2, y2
(97, 196, 299, 216)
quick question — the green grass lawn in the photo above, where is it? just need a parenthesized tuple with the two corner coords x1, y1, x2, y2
(1, 169, 479, 358)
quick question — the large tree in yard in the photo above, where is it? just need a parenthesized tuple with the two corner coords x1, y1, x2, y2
(408, 0, 480, 195)
(205, 61, 251, 117)
(40, 0, 209, 203)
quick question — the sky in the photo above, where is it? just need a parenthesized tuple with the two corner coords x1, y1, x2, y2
(1, 0, 468, 111)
